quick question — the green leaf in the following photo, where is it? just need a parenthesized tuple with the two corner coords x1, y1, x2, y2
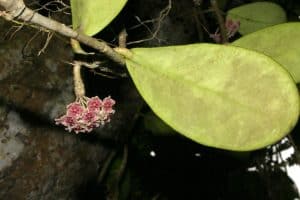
(232, 23, 300, 83)
(227, 2, 286, 35)
(71, 0, 127, 36)
(124, 44, 299, 151)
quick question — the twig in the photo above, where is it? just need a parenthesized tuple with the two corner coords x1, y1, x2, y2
(22, 29, 41, 57)
(31, 0, 70, 14)
(118, 28, 127, 48)
(91, 70, 127, 79)
(127, 0, 172, 45)
(210, 0, 228, 43)
(192, 7, 203, 41)
(65, 60, 127, 79)
(38, 31, 54, 55)
(0, 0, 125, 65)
(4, 23, 24, 40)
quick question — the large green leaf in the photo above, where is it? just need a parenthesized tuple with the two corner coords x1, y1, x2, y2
(227, 2, 286, 35)
(232, 23, 300, 83)
(71, 0, 127, 36)
(123, 44, 299, 151)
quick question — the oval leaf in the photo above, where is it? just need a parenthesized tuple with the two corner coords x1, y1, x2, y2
(232, 23, 300, 83)
(227, 2, 286, 35)
(124, 44, 299, 151)
(71, 0, 127, 36)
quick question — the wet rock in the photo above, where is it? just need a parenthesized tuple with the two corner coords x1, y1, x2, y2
(0, 21, 108, 198)
(0, 19, 74, 119)
(0, 104, 107, 200)
(0, 11, 143, 199)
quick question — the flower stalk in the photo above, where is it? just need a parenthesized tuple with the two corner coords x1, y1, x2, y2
(55, 62, 116, 134)
(73, 61, 85, 98)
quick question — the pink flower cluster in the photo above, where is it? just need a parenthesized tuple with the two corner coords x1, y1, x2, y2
(55, 96, 115, 134)
(210, 18, 240, 43)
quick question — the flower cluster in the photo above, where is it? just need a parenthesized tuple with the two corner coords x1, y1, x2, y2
(210, 18, 240, 43)
(55, 96, 115, 134)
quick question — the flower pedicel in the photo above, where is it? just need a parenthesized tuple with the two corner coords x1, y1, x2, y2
(55, 61, 116, 134)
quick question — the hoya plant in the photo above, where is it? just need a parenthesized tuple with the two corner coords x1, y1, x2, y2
(0, 0, 299, 151)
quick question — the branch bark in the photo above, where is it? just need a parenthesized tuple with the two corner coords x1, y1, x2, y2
(0, 0, 125, 65)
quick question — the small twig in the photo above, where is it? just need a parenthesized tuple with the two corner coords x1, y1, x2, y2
(91, 70, 126, 79)
(128, 17, 157, 30)
(127, 0, 172, 45)
(118, 28, 127, 48)
(196, 7, 209, 32)
(4, 23, 24, 40)
(22, 29, 41, 57)
(65, 60, 127, 79)
(81, 61, 101, 69)
(192, 7, 203, 41)
(210, 0, 228, 43)
(38, 31, 54, 55)
(32, 0, 70, 14)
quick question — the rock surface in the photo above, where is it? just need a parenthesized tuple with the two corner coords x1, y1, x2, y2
(0, 12, 143, 200)
(0, 105, 107, 199)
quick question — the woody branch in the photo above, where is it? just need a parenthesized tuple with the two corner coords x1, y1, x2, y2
(0, 0, 125, 65)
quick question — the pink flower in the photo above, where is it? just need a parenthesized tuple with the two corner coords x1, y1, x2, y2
(66, 102, 84, 117)
(102, 96, 116, 114)
(225, 19, 240, 38)
(83, 110, 97, 123)
(210, 18, 240, 43)
(87, 96, 102, 111)
(55, 95, 116, 134)
(55, 116, 75, 127)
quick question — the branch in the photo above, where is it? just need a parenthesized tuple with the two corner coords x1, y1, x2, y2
(0, 0, 125, 65)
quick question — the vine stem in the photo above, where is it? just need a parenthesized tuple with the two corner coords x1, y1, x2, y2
(73, 61, 85, 98)
(210, 0, 228, 44)
(0, 0, 125, 65)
